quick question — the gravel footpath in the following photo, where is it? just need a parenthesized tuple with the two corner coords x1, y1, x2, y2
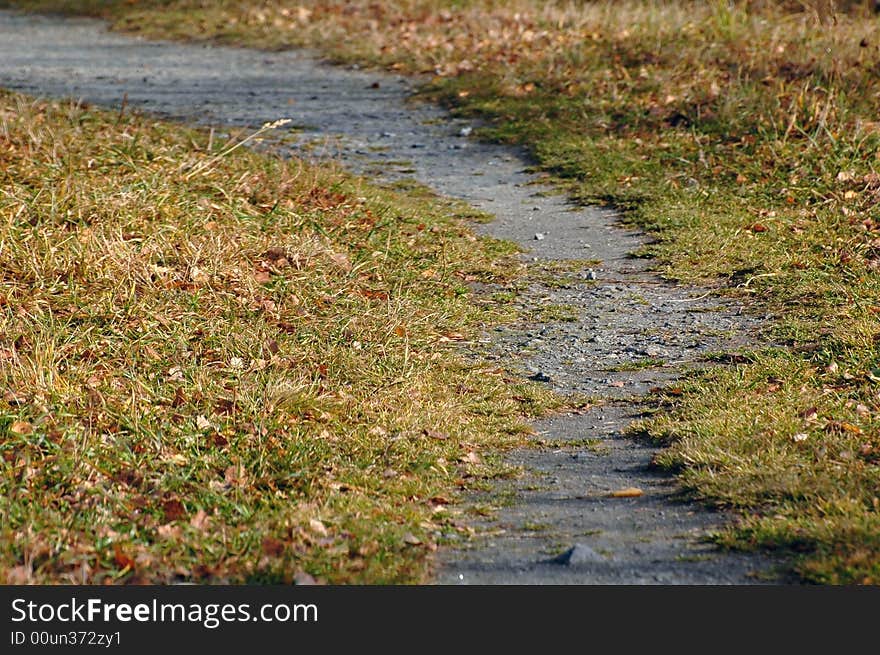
(0, 10, 789, 584)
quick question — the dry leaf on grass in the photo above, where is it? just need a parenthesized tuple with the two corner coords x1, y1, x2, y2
(459, 451, 481, 465)
(9, 420, 32, 435)
(6, 565, 31, 584)
(189, 509, 210, 531)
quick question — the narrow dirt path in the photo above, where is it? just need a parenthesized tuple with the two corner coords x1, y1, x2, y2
(0, 11, 787, 583)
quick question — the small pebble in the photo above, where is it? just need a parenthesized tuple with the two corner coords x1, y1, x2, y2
(551, 544, 605, 565)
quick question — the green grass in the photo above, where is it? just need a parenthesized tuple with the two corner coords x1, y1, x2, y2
(0, 91, 559, 584)
(5, 0, 880, 583)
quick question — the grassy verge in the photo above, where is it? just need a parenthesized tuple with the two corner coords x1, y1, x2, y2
(5, 0, 880, 582)
(0, 91, 554, 584)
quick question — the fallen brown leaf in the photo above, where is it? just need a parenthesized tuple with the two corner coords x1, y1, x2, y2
(224, 463, 248, 487)
(459, 451, 482, 465)
(309, 519, 328, 537)
(113, 546, 136, 571)
(403, 533, 422, 546)
(609, 487, 644, 498)
(189, 509, 210, 531)
(161, 499, 186, 522)
(9, 420, 32, 436)
(799, 407, 819, 421)
(293, 571, 318, 585)
(262, 537, 285, 556)
(157, 523, 181, 539)
(6, 564, 31, 584)
(3, 390, 27, 406)
(171, 387, 186, 408)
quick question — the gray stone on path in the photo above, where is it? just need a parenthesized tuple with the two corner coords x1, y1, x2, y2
(552, 545, 607, 566)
